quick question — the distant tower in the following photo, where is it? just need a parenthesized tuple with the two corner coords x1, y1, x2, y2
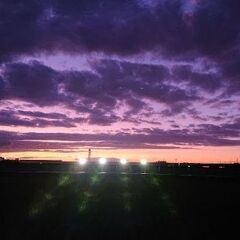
(88, 148, 91, 161)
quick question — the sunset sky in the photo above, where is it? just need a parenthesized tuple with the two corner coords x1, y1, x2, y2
(0, 0, 239, 162)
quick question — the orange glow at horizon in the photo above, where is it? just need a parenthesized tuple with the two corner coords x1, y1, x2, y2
(2, 146, 240, 164)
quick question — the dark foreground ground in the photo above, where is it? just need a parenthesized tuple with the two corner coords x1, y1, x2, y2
(1, 170, 240, 240)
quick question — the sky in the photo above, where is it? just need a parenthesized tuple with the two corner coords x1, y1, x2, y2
(0, 0, 239, 163)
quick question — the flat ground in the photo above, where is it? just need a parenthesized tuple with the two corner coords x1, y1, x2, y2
(1, 172, 240, 240)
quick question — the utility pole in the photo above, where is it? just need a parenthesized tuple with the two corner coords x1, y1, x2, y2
(88, 148, 91, 162)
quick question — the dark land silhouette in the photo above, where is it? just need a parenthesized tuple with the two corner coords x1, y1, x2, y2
(1, 160, 240, 240)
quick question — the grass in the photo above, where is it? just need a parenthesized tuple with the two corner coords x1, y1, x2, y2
(1, 172, 240, 240)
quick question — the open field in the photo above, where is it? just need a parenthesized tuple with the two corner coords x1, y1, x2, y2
(1, 164, 240, 240)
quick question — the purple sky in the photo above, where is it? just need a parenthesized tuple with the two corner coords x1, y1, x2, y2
(0, 0, 239, 162)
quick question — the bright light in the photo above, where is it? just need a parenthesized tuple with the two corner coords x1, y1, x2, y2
(99, 157, 107, 165)
(120, 158, 127, 165)
(140, 159, 148, 166)
(78, 158, 87, 166)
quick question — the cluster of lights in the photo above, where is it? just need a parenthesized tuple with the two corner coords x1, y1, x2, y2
(78, 158, 148, 166)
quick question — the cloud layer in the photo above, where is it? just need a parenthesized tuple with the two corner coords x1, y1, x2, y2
(0, 0, 239, 159)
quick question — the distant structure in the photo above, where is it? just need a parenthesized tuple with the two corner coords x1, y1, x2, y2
(88, 148, 91, 161)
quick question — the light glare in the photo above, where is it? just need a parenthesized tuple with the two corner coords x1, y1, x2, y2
(140, 159, 147, 166)
(78, 158, 87, 165)
(99, 157, 107, 165)
(120, 158, 127, 165)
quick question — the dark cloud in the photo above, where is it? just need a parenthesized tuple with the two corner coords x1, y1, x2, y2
(0, 139, 192, 153)
(193, 0, 240, 55)
(0, 108, 120, 128)
(39, 0, 187, 55)
(219, 51, 240, 93)
(87, 111, 120, 126)
(0, 119, 239, 152)
(0, 0, 239, 97)
(172, 65, 222, 92)
(64, 60, 198, 108)
(124, 97, 148, 116)
(196, 118, 240, 138)
(3, 61, 60, 105)
(0, 76, 5, 98)
(0, 0, 239, 153)
(0, 139, 10, 147)
(0, 0, 43, 61)
(0, 131, 14, 147)
(63, 70, 118, 107)
(0, 110, 76, 128)
(18, 110, 69, 120)
(1, 56, 237, 125)
(94, 60, 171, 103)
(0, 57, 237, 128)
(161, 102, 189, 117)
(0, 0, 239, 58)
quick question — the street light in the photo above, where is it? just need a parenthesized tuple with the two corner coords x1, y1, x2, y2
(99, 157, 107, 165)
(120, 158, 127, 165)
(78, 158, 87, 166)
(140, 159, 148, 166)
